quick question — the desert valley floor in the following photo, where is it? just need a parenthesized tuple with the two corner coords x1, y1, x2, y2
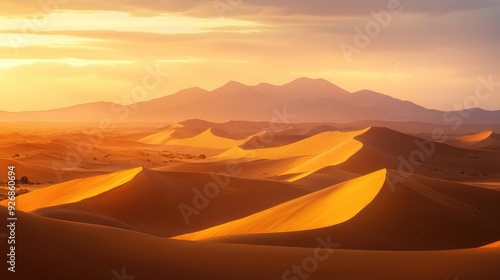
(1, 119, 500, 279)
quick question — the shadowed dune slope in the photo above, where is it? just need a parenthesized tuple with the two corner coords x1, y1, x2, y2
(1, 206, 499, 280)
(173, 170, 387, 241)
(138, 123, 184, 145)
(0, 158, 107, 184)
(206, 172, 500, 251)
(446, 131, 500, 151)
(157, 128, 371, 182)
(32, 169, 313, 237)
(216, 128, 368, 160)
(154, 156, 308, 180)
(165, 128, 260, 150)
(335, 127, 500, 181)
(0, 167, 143, 212)
(217, 128, 369, 181)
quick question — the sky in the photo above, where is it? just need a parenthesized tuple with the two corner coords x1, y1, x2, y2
(0, 0, 499, 112)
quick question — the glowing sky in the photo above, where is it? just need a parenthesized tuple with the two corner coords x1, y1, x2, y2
(0, 0, 499, 112)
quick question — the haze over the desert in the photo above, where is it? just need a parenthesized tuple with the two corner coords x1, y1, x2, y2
(1, 1, 500, 280)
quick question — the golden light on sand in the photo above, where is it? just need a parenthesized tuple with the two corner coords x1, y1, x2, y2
(1, 167, 142, 212)
(174, 169, 387, 241)
(0, 1, 499, 279)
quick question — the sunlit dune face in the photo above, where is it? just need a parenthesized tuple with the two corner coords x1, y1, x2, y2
(173, 169, 387, 241)
(482, 241, 500, 248)
(167, 128, 259, 150)
(455, 131, 493, 143)
(0, 167, 142, 212)
(216, 128, 370, 181)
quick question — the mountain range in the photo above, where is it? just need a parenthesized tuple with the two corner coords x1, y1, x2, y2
(2, 77, 499, 124)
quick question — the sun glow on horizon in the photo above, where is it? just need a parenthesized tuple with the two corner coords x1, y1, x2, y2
(0, 1, 498, 112)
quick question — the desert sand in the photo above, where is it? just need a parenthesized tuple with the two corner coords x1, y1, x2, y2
(174, 170, 387, 240)
(1, 119, 499, 279)
(446, 131, 500, 151)
(1, 206, 499, 280)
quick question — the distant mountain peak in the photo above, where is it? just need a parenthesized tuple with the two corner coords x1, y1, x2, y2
(212, 80, 260, 95)
(3, 77, 499, 124)
(221, 80, 249, 88)
(284, 77, 333, 87)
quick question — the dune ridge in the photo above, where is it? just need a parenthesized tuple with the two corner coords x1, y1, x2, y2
(445, 130, 500, 151)
(1, 121, 499, 279)
(1, 167, 142, 212)
(455, 131, 493, 143)
(139, 123, 184, 145)
(2, 205, 500, 280)
(481, 241, 500, 248)
(173, 169, 387, 241)
(205, 171, 500, 251)
(216, 127, 370, 181)
(165, 128, 263, 150)
(31, 169, 314, 237)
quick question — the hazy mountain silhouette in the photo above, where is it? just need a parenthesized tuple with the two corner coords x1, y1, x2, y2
(2, 77, 499, 124)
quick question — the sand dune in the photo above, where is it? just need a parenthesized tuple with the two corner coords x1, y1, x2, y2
(165, 128, 262, 151)
(0, 167, 142, 212)
(2, 206, 499, 280)
(173, 170, 386, 241)
(139, 123, 184, 145)
(455, 131, 493, 143)
(217, 128, 369, 181)
(1, 119, 499, 279)
(0, 158, 59, 183)
(295, 166, 361, 190)
(154, 156, 312, 180)
(0, 158, 107, 185)
(335, 127, 500, 182)
(207, 171, 500, 251)
(481, 241, 500, 248)
(32, 169, 313, 237)
(240, 133, 309, 149)
(217, 128, 368, 160)
(446, 130, 500, 151)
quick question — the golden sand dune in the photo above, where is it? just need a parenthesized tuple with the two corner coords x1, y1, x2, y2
(456, 131, 493, 143)
(446, 130, 500, 151)
(32, 169, 312, 237)
(481, 241, 500, 248)
(0, 167, 142, 212)
(335, 127, 500, 182)
(240, 133, 309, 149)
(295, 165, 361, 190)
(217, 128, 368, 159)
(0, 158, 57, 182)
(3, 206, 499, 280)
(165, 128, 262, 151)
(139, 123, 184, 145)
(1, 136, 111, 162)
(208, 171, 500, 251)
(0, 158, 106, 184)
(0, 141, 65, 158)
(217, 128, 369, 181)
(154, 156, 311, 180)
(173, 169, 387, 241)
